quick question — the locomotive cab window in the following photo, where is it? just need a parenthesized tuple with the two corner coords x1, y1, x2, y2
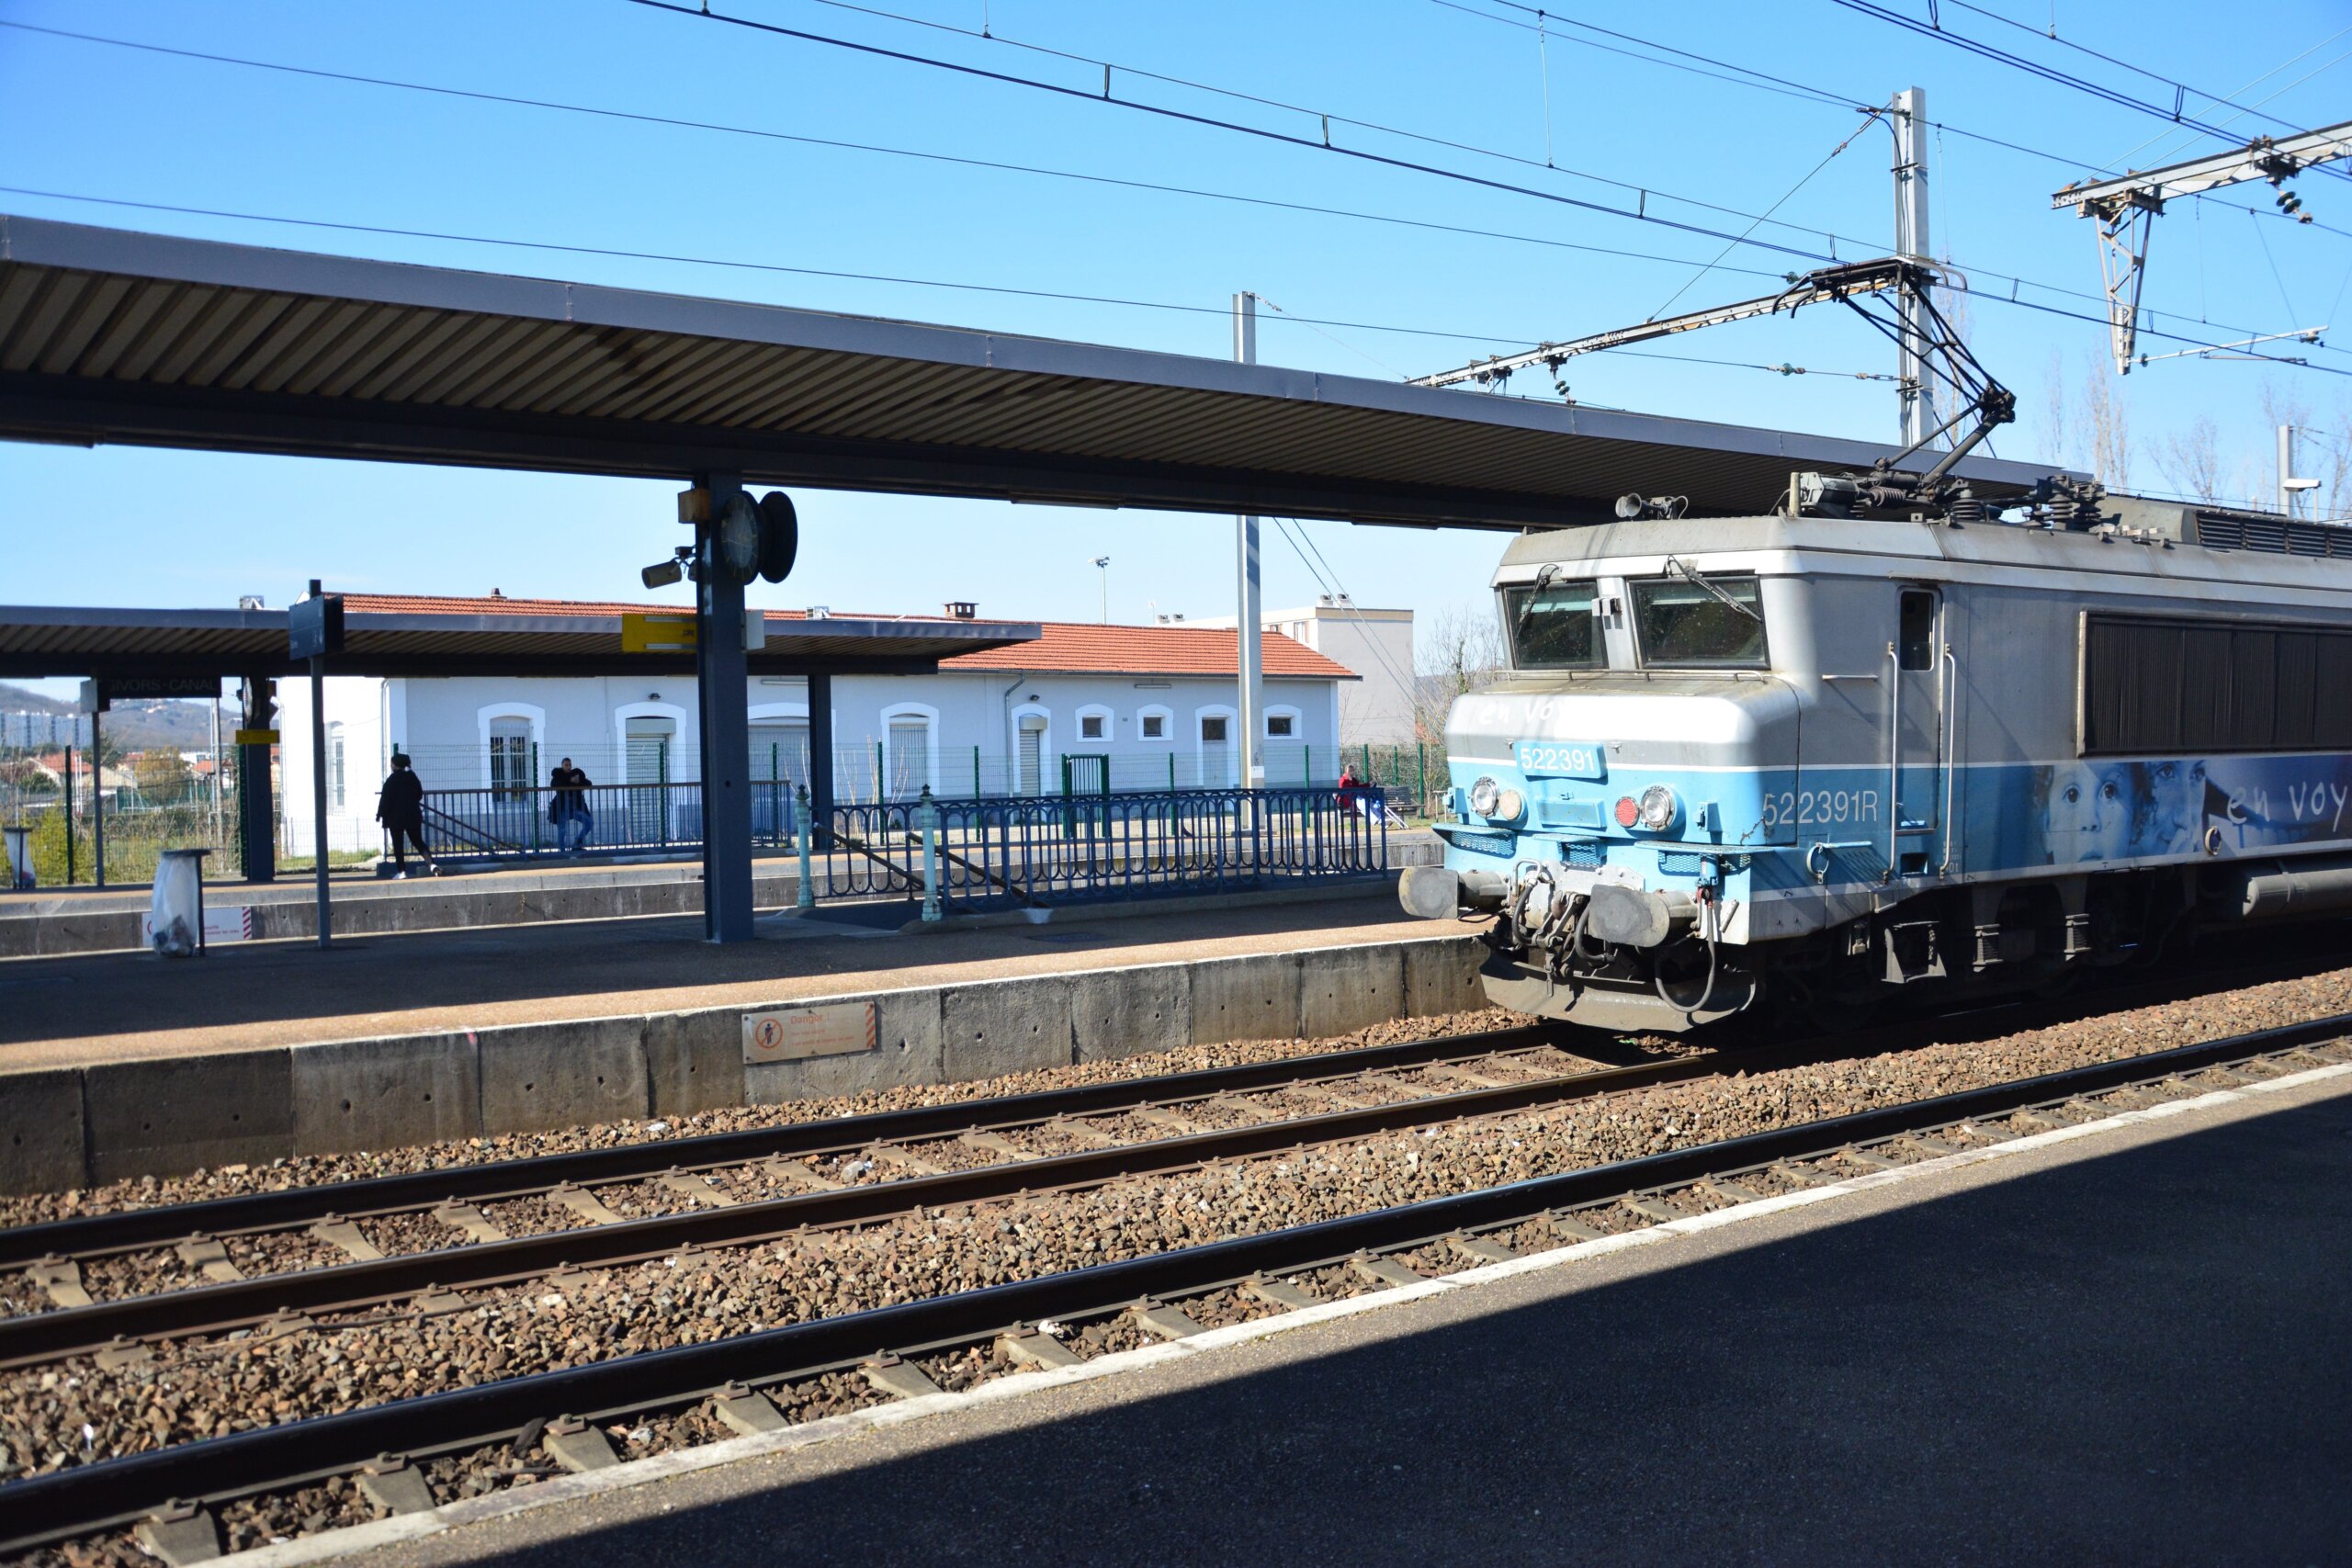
(1502, 578, 1603, 669)
(1632, 572, 1767, 669)
(1897, 589, 1938, 671)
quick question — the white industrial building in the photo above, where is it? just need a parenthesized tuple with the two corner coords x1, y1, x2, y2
(279, 594, 1358, 853)
(1184, 597, 1415, 745)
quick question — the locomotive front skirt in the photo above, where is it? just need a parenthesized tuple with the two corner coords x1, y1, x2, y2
(1402, 499, 2352, 1031)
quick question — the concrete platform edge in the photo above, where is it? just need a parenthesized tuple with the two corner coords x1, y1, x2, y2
(0, 931, 1487, 1192)
(202, 1059, 2352, 1568)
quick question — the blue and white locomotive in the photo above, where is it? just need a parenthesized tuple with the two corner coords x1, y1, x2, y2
(1402, 483, 2352, 1031)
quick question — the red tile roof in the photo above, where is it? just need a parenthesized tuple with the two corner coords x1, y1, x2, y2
(943, 621, 1355, 680)
(335, 596, 1353, 679)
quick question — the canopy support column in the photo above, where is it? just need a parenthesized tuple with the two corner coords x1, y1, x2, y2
(806, 671, 835, 848)
(694, 472, 755, 943)
(239, 676, 275, 884)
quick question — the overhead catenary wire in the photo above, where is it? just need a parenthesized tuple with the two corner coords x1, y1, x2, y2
(0, 18, 1798, 285)
(7, 23, 2341, 389)
(2104, 39, 2352, 182)
(6, 15, 2335, 360)
(1423, 0, 2352, 241)
(638, 1, 2352, 364)
(629, 0, 1848, 266)
(1928, 0, 2349, 142)
(1826, 0, 2352, 181)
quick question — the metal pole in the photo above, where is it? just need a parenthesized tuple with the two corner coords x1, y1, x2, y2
(310, 653, 330, 948)
(694, 473, 756, 942)
(796, 784, 816, 910)
(89, 703, 104, 889)
(63, 744, 74, 886)
(209, 692, 223, 848)
(918, 785, 942, 922)
(1233, 291, 1265, 788)
(2278, 423, 2295, 518)
(1892, 86, 1935, 448)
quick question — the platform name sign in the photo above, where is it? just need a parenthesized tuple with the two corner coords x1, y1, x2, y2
(621, 612, 697, 655)
(288, 593, 345, 661)
(741, 1000, 879, 1065)
(104, 676, 222, 702)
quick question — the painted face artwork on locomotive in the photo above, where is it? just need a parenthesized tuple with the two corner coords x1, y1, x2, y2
(2039, 761, 2132, 863)
(2132, 758, 2211, 856)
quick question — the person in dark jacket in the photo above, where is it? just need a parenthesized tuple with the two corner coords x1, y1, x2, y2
(548, 757, 594, 853)
(376, 753, 437, 877)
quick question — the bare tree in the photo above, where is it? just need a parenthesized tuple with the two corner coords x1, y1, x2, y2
(2153, 414, 2224, 502)
(2322, 405, 2352, 522)
(2031, 349, 2070, 469)
(1413, 603, 1505, 745)
(2081, 353, 2132, 489)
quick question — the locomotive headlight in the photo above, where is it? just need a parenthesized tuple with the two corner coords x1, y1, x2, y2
(1494, 787, 1525, 822)
(1469, 776, 1502, 818)
(1637, 784, 1679, 830)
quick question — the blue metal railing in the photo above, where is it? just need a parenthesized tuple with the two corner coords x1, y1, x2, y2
(413, 783, 1385, 909)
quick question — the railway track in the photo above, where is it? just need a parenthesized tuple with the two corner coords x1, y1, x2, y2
(5, 944, 2341, 1369)
(0, 1024, 1707, 1368)
(7, 1010, 2346, 1562)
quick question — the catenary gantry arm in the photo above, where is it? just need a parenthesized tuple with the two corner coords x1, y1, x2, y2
(2052, 121, 2352, 373)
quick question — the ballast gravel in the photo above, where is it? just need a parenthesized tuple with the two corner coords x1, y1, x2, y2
(8, 966, 2349, 1502)
(0, 1007, 1542, 1232)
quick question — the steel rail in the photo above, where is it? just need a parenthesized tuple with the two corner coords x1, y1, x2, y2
(0, 1022, 1568, 1269)
(5, 1010, 2342, 1555)
(0, 1036, 1745, 1368)
(7, 934, 2336, 1279)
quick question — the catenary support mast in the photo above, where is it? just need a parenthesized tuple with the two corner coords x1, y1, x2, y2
(1233, 292, 1264, 787)
(1892, 86, 1935, 448)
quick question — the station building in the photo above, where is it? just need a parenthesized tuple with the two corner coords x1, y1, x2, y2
(278, 594, 1358, 853)
(1185, 596, 1418, 745)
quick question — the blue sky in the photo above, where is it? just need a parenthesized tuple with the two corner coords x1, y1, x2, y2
(4, 0, 2349, 700)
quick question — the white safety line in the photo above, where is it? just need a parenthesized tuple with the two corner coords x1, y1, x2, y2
(220, 1057, 2352, 1567)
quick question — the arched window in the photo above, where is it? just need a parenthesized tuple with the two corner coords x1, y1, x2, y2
(748, 701, 811, 793)
(879, 702, 940, 801)
(1010, 704, 1051, 795)
(478, 703, 547, 794)
(1136, 704, 1174, 744)
(1074, 704, 1114, 745)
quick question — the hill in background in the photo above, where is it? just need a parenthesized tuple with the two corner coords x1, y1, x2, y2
(0, 682, 223, 752)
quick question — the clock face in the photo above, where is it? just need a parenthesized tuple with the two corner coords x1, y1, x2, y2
(715, 493, 763, 583)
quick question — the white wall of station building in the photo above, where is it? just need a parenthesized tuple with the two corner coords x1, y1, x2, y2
(1187, 598, 1416, 745)
(279, 666, 1346, 855)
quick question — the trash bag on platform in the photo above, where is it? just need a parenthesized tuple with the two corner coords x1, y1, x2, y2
(150, 851, 203, 956)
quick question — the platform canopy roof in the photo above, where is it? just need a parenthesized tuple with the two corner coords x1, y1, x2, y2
(0, 217, 2060, 530)
(0, 598, 1038, 682)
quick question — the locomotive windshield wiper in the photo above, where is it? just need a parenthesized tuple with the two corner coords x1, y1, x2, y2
(1512, 563, 1563, 637)
(1666, 557, 1762, 622)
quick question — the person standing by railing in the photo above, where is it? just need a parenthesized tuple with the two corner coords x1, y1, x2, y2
(376, 753, 439, 878)
(549, 757, 594, 855)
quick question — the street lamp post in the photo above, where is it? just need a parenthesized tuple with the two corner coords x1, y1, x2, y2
(1093, 556, 1110, 623)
